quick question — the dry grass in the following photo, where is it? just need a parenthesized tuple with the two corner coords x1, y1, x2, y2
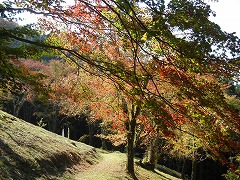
(0, 110, 99, 180)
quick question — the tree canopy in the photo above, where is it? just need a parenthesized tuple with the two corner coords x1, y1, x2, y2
(0, 0, 240, 177)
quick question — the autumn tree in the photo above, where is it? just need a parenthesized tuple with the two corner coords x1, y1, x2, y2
(0, 17, 52, 118)
(1, 0, 240, 177)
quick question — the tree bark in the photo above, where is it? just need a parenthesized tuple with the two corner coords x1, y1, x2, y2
(62, 127, 65, 137)
(126, 118, 136, 178)
(48, 116, 58, 133)
(191, 158, 197, 180)
(101, 126, 107, 150)
(121, 96, 140, 179)
(181, 158, 186, 179)
(12, 94, 26, 117)
(67, 127, 70, 139)
(88, 123, 93, 146)
(126, 104, 140, 179)
(142, 138, 156, 170)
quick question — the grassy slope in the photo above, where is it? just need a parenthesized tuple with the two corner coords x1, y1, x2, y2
(0, 110, 182, 180)
(0, 110, 99, 180)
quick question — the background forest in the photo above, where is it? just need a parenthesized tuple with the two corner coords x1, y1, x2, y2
(0, 0, 240, 179)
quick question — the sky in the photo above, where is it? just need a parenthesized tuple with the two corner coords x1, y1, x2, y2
(207, 0, 240, 37)
(0, 0, 239, 37)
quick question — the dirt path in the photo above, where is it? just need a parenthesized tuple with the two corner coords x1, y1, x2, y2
(72, 150, 182, 180)
(73, 151, 129, 180)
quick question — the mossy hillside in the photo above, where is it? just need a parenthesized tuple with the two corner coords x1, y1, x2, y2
(0, 110, 99, 180)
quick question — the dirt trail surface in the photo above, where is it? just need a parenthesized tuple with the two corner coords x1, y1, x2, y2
(74, 151, 128, 179)
(73, 150, 182, 180)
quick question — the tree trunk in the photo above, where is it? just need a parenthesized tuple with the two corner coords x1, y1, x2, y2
(121, 98, 140, 179)
(126, 118, 136, 178)
(191, 158, 197, 180)
(48, 111, 58, 133)
(62, 127, 65, 137)
(89, 123, 93, 146)
(67, 127, 70, 139)
(12, 94, 26, 117)
(142, 138, 156, 170)
(181, 158, 186, 179)
(101, 126, 107, 150)
(88, 122, 95, 146)
(48, 117, 57, 133)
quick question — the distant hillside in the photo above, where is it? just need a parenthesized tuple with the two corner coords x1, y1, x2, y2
(0, 110, 99, 180)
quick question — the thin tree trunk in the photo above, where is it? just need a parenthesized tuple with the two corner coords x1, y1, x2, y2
(49, 110, 58, 133)
(121, 97, 140, 179)
(67, 127, 70, 139)
(89, 123, 93, 146)
(12, 95, 26, 117)
(142, 138, 156, 170)
(101, 126, 107, 150)
(126, 118, 136, 178)
(181, 158, 186, 179)
(48, 117, 57, 133)
(191, 158, 197, 180)
(62, 127, 65, 137)
(148, 139, 155, 166)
